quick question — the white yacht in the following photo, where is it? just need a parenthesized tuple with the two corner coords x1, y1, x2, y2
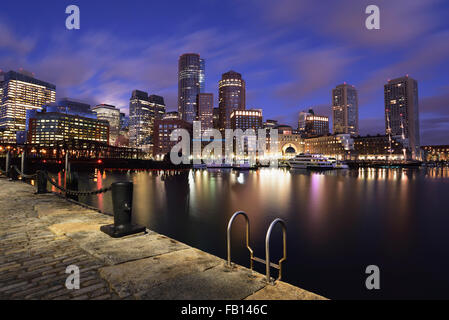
(328, 157, 350, 169)
(288, 154, 335, 170)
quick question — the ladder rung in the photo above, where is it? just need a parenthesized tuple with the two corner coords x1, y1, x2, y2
(251, 256, 280, 269)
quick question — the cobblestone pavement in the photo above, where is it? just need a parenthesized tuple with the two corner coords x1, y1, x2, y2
(0, 178, 119, 300)
(0, 177, 326, 300)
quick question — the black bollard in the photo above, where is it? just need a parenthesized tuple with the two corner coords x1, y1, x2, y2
(8, 165, 18, 181)
(100, 181, 146, 238)
(36, 171, 48, 194)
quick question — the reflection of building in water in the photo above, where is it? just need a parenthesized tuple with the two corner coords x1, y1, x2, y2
(354, 135, 408, 161)
(421, 145, 449, 162)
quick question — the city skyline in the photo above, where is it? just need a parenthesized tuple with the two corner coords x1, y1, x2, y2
(0, 1, 448, 145)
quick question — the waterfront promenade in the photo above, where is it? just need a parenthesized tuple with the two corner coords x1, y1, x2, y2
(0, 178, 325, 300)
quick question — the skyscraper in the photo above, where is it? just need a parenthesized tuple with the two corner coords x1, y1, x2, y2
(0, 70, 56, 143)
(332, 83, 359, 136)
(218, 71, 246, 131)
(92, 104, 121, 145)
(129, 90, 166, 148)
(196, 93, 213, 133)
(178, 53, 204, 123)
(298, 109, 329, 138)
(384, 76, 420, 159)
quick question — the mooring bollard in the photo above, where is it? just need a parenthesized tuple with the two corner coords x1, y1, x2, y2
(100, 181, 146, 238)
(36, 170, 48, 194)
(8, 165, 18, 181)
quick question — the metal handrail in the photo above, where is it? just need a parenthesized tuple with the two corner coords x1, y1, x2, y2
(226, 211, 254, 269)
(265, 218, 287, 283)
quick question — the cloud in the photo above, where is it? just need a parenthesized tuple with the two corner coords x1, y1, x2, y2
(0, 22, 36, 55)
(251, 0, 445, 47)
(274, 46, 357, 102)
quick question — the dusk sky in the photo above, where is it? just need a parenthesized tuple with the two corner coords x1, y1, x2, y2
(1, 0, 449, 144)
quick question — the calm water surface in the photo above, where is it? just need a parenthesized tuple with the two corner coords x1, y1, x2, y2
(69, 167, 449, 299)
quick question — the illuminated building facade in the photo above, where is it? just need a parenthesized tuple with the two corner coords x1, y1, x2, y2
(163, 111, 179, 120)
(178, 53, 204, 123)
(213, 107, 220, 129)
(92, 104, 121, 145)
(354, 135, 407, 161)
(196, 93, 213, 133)
(421, 145, 449, 162)
(0, 70, 56, 143)
(230, 109, 262, 131)
(152, 118, 192, 159)
(219, 71, 246, 130)
(264, 119, 278, 129)
(305, 134, 354, 160)
(384, 76, 420, 159)
(129, 90, 166, 149)
(332, 83, 359, 136)
(298, 109, 329, 137)
(28, 112, 109, 147)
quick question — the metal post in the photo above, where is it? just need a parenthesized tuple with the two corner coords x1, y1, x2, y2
(36, 171, 48, 194)
(5, 150, 10, 176)
(100, 181, 146, 238)
(21, 150, 26, 177)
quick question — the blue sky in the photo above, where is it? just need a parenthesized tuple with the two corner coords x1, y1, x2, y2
(1, 0, 449, 144)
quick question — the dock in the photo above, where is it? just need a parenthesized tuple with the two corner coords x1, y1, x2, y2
(0, 178, 326, 300)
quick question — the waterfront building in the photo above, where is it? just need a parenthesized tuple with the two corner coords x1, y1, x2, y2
(384, 76, 420, 159)
(219, 71, 246, 131)
(421, 145, 449, 162)
(230, 109, 262, 131)
(304, 134, 354, 160)
(298, 108, 329, 138)
(152, 118, 192, 160)
(332, 83, 359, 136)
(0, 70, 56, 143)
(129, 90, 166, 149)
(178, 53, 204, 123)
(276, 124, 304, 157)
(196, 93, 214, 133)
(354, 135, 408, 161)
(28, 111, 109, 147)
(92, 104, 121, 145)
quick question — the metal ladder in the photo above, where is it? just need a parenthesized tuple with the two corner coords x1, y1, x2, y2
(226, 211, 287, 284)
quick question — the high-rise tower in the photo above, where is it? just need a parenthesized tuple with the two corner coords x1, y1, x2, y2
(218, 71, 246, 131)
(332, 83, 359, 136)
(178, 53, 204, 123)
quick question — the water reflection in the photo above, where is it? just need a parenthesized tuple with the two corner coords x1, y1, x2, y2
(77, 167, 449, 299)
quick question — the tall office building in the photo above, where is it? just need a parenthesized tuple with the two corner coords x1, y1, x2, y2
(298, 108, 329, 138)
(178, 53, 204, 123)
(92, 104, 121, 145)
(196, 93, 213, 133)
(129, 90, 166, 148)
(57, 98, 92, 117)
(384, 76, 420, 159)
(218, 71, 246, 131)
(332, 83, 359, 136)
(28, 111, 109, 146)
(0, 70, 56, 143)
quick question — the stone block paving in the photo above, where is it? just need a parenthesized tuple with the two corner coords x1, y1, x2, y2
(0, 179, 119, 300)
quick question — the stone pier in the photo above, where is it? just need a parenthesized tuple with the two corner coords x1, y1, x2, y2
(0, 178, 326, 300)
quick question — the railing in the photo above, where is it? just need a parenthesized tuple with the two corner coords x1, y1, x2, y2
(226, 211, 287, 284)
